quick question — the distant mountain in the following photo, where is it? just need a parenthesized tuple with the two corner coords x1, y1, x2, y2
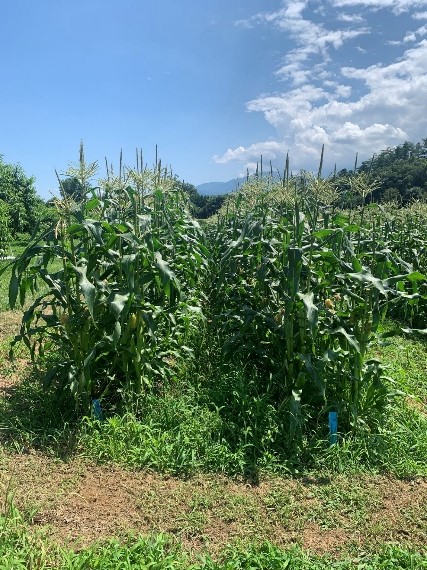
(197, 172, 282, 195)
(196, 178, 246, 196)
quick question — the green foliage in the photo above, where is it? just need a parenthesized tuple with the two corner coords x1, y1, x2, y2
(2, 314, 425, 477)
(4, 146, 427, 466)
(79, 401, 244, 476)
(58, 176, 87, 202)
(178, 181, 225, 219)
(0, 200, 12, 257)
(0, 155, 43, 235)
(34, 201, 60, 236)
(208, 543, 427, 569)
(0, 363, 76, 456)
(336, 138, 427, 204)
(206, 173, 423, 443)
(312, 402, 427, 477)
(8, 153, 207, 415)
(1, 502, 426, 569)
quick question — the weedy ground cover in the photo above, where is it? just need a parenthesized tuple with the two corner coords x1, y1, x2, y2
(1, 513, 426, 569)
(1, 463, 426, 568)
(1, 522, 425, 569)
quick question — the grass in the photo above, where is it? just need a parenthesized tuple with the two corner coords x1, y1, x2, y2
(0, 239, 62, 311)
(374, 332, 427, 403)
(0, 501, 426, 569)
(0, 321, 426, 477)
(0, 260, 11, 312)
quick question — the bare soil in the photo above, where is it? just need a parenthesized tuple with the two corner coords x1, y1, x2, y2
(0, 310, 23, 339)
(0, 453, 425, 557)
(0, 311, 29, 397)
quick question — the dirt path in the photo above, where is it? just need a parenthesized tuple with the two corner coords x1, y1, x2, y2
(0, 453, 426, 557)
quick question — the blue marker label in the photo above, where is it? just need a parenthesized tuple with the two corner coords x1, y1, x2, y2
(92, 399, 103, 421)
(329, 411, 338, 445)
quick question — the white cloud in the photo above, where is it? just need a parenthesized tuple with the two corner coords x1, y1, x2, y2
(213, 141, 287, 164)
(331, 0, 427, 15)
(413, 10, 427, 18)
(216, 2, 427, 173)
(336, 84, 352, 97)
(386, 24, 427, 45)
(238, 162, 258, 178)
(218, 38, 427, 170)
(403, 24, 427, 42)
(331, 122, 405, 143)
(337, 12, 365, 21)
(235, 18, 255, 29)
(237, 1, 369, 86)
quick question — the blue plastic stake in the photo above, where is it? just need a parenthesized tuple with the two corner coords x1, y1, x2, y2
(329, 411, 338, 445)
(92, 399, 103, 421)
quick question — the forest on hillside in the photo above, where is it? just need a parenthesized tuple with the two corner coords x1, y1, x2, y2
(336, 138, 427, 204)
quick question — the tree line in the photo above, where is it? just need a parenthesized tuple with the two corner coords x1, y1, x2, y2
(336, 138, 427, 204)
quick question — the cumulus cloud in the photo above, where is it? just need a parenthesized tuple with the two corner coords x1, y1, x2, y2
(331, 122, 405, 143)
(213, 141, 287, 164)
(413, 10, 427, 18)
(390, 23, 427, 44)
(331, 0, 427, 15)
(403, 24, 427, 42)
(269, 41, 425, 162)
(215, 1, 427, 173)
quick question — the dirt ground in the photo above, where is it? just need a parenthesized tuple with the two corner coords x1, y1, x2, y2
(0, 310, 23, 339)
(0, 452, 426, 557)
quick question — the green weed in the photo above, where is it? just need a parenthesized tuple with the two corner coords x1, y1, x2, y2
(1, 503, 426, 569)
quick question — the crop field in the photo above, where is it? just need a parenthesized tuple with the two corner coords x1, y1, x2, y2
(0, 153, 426, 568)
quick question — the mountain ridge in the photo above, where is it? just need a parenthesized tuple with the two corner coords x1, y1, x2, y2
(196, 178, 246, 196)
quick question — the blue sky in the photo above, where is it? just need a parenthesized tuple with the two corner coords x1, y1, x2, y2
(1, 0, 427, 199)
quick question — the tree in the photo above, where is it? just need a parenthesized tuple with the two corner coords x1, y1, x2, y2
(177, 181, 225, 219)
(0, 199, 12, 256)
(0, 156, 41, 235)
(344, 139, 427, 204)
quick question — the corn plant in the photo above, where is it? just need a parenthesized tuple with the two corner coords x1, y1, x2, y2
(8, 149, 207, 414)
(206, 172, 425, 441)
(4, 147, 426, 453)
